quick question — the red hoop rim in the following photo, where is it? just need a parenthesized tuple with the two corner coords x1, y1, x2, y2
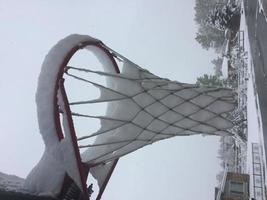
(51, 40, 120, 200)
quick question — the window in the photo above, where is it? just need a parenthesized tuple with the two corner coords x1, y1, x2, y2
(254, 175, 262, 187)
(230, 181, 244, 195)
(254, 163, 261, 175)
(254, 155, 261, 163)
(255, 188, 263, 199)
(253, 145, 259, 153)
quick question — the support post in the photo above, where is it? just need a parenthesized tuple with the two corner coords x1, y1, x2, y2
(59, 79, 89, 200)
(96, 159, 119, 200)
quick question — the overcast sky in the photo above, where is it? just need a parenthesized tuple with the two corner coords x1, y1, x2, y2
(0, 1, 221, 199)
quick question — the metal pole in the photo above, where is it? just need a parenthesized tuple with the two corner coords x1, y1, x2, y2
(96, 159, 119, 200)
(59, 79, 89, 200)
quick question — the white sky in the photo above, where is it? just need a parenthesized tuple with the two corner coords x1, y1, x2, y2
(0, 0, 222, 199)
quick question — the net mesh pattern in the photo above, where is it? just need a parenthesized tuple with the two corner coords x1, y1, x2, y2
(63, 52, 235, 165)
(31, 34, 236, 194)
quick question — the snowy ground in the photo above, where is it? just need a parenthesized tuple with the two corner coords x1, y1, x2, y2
(241, 0, 267, 198)
(241, 0, 262, 151)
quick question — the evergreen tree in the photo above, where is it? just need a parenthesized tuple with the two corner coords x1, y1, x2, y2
(212, 57, 223, 76)
(194, 0, 240, 52)
(196, 74, 227, 87)
(195, 25, 225, 52)
(206, 3, 240, 31)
